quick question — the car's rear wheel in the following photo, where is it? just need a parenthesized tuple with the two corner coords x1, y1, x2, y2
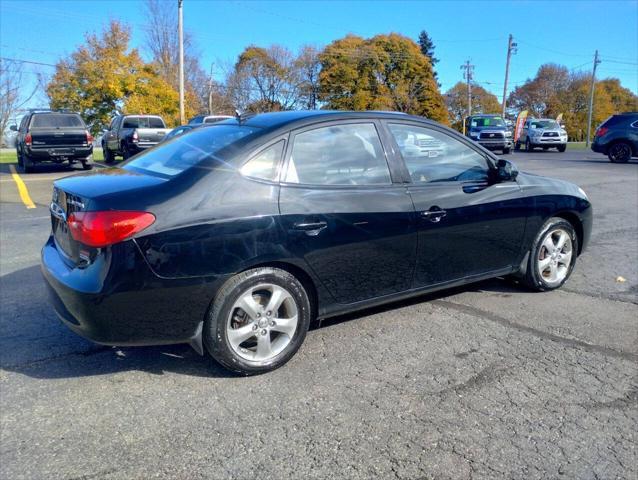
(22, 154, 34, 173)
(122, 143, 132, 160)
(608, 142, 632, 163)
(81, 157, 93, 170)
(103, 145, 115, 164)
(520, 217, 578, 291)
(204, 267, 312, 375)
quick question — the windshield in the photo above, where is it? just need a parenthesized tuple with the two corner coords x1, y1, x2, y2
(123, 124, 260, 178)
(470, 117, 504, 128)
(30, 114, 84, 128)
(530, 120, 560, 129)
(122, 117, 166, 129)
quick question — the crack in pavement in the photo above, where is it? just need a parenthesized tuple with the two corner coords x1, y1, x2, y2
(432, 300, 638, 363)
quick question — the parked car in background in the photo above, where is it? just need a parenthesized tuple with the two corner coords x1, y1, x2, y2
(591, 112, 638, 163)
(188, 114, 233, 125)
(12, 109, 93, 173)
(42, 110, 592, 375)
(101, 115, 170, 163)
(162, 125, 197, 143)
(516, 118, 568, 152)
(465, 114, 512, 154)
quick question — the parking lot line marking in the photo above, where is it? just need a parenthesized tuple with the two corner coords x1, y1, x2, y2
(9, 165, 36, 209)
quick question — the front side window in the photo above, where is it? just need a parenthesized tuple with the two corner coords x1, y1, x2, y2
(240, 140, 284, 181)
(388, 123, 490, 183)
(284, 123, 391, 185)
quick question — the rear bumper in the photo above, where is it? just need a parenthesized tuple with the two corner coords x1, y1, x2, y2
(41, 236, 220, 347)
(28, 146, 93, 161)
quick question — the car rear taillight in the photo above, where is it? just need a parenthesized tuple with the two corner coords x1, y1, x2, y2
(25, 133, 32, 146)
(595, 127, 608, 137)
(85, 130, 93, 144)
(67, 211, 155, 248)
(132, 130, 139, 142)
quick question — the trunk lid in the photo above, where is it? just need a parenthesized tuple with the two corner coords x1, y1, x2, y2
(30, 128, 89, 148)
(135, 127, 170, 144)
(50, 169, 167, 266)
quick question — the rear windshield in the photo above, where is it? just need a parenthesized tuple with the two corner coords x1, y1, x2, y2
(470, 117, 504, 127)
(122, 117, 165, 129)
(30, 113, 84, 128)
(123, 124, 260, 178)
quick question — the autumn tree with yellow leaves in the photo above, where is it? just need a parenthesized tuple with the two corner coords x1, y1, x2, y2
(47, 21, 192, 134)
(318, 34, 449, 123)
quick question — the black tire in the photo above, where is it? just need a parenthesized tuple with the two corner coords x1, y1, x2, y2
(122, 143, 132, 160)
(204, 267, 312, 375)
(17, 149, 23, 168)
(607, 141, 632, 163)
(519, 217, 578, 292)
(514, 141, 521, 151)
(22, 154, 34, 173)
(503, 147, 511, 154)
(103, 145, 115, 164)
(81, 158, 93, 170)
(557, 144, 566, 153)
(525, 138, 534, 152)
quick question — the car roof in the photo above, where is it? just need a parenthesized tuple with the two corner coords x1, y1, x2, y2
(225, 110, 436, 130)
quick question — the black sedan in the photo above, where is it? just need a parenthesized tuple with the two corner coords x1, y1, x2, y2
(41, 111, 592, 375)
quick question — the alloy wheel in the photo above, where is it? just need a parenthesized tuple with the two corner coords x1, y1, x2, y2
(537, 228, 573, 286)
(609, 143, 631, 163)
(226, 283, 299, 362)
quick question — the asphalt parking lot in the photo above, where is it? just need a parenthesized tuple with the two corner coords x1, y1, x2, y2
(0, 149, 636, 479)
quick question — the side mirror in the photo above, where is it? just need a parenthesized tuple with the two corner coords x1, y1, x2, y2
(496, 159, 518, 181)
(9, 125, 17, 131)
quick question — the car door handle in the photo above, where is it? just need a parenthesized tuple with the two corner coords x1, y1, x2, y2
(420, 209, 447, 223)
(292, 221, 328, 236)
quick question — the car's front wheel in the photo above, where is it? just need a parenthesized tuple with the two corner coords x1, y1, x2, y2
(520, 217, 578, 291)
(204, 267, 312, 375)
(608, 142, 632, 163)
(103, 145, 115, 164)
(525, 138, 534, 152)
(557, 144, 566, 152)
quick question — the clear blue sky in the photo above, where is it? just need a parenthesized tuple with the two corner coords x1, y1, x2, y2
(1, 0, 637, 109)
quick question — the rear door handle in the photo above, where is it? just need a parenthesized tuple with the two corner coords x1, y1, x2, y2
(420, 209, 447, 223)
(292, 221, 328, 236)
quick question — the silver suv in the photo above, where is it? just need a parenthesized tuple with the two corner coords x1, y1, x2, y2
(516, 118, 568, 152)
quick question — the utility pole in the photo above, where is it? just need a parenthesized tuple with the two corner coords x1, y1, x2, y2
(586, 50, 601, 147)
(178, 0, 185, 124)
(460, 60, 474, 134)
(208, 63, 214, 114)
(501, 34, 517, 118)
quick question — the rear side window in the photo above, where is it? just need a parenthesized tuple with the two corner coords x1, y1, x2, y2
(284, 123, 391, 185)
(240, 140, 284, 181)
(122, 117, 165, 129)
(388, 123, 490, 183)
(30, 114, 84, 128)
(124, 125, 260, 178)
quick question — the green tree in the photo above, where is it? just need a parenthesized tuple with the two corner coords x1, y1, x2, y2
(319, 33, 448, 123)
(417, 30, 438, 83)
(445, 82, 502, 131)
(47, 20, 185, 133)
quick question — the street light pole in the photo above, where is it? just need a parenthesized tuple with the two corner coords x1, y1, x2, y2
(585, 50, 601, 147)
(178, 0, 185, 124)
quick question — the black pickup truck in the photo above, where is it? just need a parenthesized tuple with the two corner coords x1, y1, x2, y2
(12, 110, 93, 173)
(101, 115, 170, 163)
